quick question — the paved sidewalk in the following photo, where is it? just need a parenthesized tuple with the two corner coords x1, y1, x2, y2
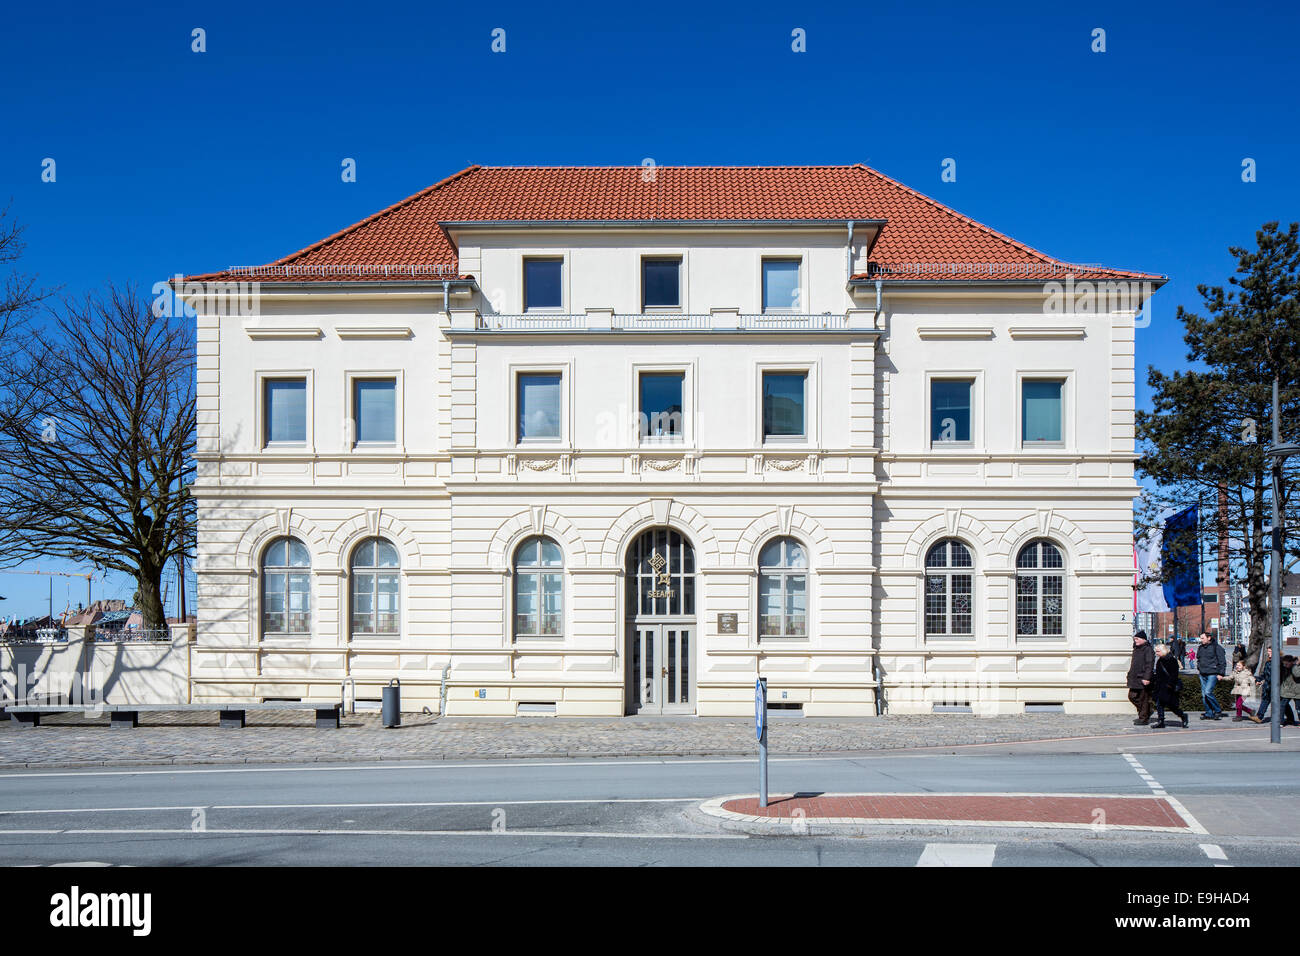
(0, 710, 1264, 769)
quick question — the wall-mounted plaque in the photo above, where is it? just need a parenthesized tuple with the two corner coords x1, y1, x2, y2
(717, 613, 738, 634)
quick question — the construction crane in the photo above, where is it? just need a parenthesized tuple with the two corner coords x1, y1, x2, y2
(0, 568, 94, 620)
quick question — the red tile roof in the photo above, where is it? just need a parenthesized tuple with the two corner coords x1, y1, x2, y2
(184, 165, 1161, 284)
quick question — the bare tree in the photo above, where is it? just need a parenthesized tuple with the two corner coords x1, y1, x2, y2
(0, 203, 50, 341)
(0, 284, 195, 628)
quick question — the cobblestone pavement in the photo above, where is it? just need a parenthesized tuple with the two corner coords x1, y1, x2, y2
(0, 710, 1261, 769)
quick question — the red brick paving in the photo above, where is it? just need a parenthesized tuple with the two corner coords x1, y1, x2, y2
(722, 794, 1188, 828)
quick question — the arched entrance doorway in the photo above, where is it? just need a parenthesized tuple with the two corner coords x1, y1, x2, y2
(625, 527, 696, 714)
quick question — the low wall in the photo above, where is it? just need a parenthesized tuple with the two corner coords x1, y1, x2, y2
(0, 623, 193, 707)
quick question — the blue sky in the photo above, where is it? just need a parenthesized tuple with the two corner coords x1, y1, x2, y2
(0, 0, 1296, 616)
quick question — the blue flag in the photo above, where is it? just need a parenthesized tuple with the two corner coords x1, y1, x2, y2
(1161, 505, 1202, 610)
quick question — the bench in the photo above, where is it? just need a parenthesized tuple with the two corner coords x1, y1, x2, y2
(5, 701, 342, 730)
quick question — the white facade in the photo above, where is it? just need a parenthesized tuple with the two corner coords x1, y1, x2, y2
(186, 172, 1150, 716)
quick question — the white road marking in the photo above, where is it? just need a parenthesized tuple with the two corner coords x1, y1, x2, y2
(0, 797, 704, 816)
(1200, 843, 1229, 862)
(0, 754, 900, 781)
(916, 843, 996, 867)
(0, 827, 748, 840)
(1119, 752, 1208, 835)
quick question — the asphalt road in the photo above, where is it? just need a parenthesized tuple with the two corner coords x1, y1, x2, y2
(2, 733, 1298, 866)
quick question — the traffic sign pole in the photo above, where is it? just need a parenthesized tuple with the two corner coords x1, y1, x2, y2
(756, 677, 768, 808)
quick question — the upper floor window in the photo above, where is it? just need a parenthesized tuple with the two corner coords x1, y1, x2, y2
(1016, 539, 1065, 637)
(353, 378, 396, 445)
(925, 539, 973, 637)
(931, 379, 973, 445)
(517, 372, 562, 442)
(524, 258, 563, 310)
(264, 378, 306, 445)
(762, 371, 807, 441)
(639, 372, 684, 441)
(262, 537, 310, 636)
(759, 537, 808, 638)
(350, 537, 400, 637)
(642, 257, 681, 310)
(762, 258, 801, 312)
(1022, 379, 1064, 445)
(514, 536, 563, 638)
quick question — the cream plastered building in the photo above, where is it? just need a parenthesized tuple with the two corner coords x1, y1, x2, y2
(178, 165, 1162, 716)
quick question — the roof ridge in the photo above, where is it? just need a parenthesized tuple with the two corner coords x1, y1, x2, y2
(271, 164, 482, 266)
(850, 162, 1055, 265)
(475, 164, 868, 170)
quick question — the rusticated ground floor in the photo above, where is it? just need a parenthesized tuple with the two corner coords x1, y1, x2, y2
(193, 485, 1137, 716)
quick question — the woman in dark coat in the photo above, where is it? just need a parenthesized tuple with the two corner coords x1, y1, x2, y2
(1151, 643, 1188, 729)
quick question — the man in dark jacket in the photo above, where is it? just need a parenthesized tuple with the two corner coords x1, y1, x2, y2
(1127, 631, 1155, 725)
(1251, 645, 1274, 724)
(1197, 632, 1227, 720)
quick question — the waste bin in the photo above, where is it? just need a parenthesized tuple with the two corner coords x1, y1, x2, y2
(382, 678, 401, 728)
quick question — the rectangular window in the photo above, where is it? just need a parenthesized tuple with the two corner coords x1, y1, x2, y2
(524, 258, 563, 310)
(762, 258, 800, 312)
(639, 372, 684, 440)
(642, 257, 681, 310)
(931, 379, 973, 444)
(517, 372, 562, 442)
(264, 378, 306, 444)
(762, 371, 806, 440)
(353, 379, 396, 444)
(1022, 379, 1064, 444)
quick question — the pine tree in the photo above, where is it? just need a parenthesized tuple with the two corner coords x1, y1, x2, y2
(1136, 222, 1300, 660)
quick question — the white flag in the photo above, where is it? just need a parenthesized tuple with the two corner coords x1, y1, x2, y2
(1136, 524, 1170, 614)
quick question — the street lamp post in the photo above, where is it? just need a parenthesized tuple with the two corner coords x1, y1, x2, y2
(1265, 375, 1299, 745)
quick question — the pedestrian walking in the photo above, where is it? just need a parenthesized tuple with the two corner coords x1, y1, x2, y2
(1230, 661, 1257, 721)
(1196, 632, 1227, 720)
(1281, 655, 1300, 727)
(1150, 643, 1188, 729)
(1188, 646, 1197, 669)
(1251, 645, 1274, 724)
(1127, 630, 1155, 726)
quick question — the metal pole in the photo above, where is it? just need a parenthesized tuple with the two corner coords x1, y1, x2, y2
(1199, 493, 1207, 636)
(1271, 376, 1283, 745)
(758, 677, 768, 808)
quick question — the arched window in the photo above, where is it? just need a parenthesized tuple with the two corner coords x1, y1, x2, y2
(262, 537, 310, 636)
(514, 536, 563, 637)
(758, 537, 808, 638)
(925, 539, 973, 636)
(1016, 539, 1065, 637)
(350, 537, 400, 636)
